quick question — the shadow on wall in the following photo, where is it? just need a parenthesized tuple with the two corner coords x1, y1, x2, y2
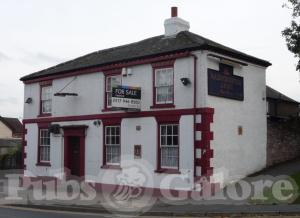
(267, 117, 300, 167)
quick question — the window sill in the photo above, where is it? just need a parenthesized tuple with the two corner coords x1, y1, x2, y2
(155, 169, 180, 174)
(150, 104, 175, 109)
(101, 165, 122, 170)
(38, 113, 52, 117)
(36, 162, 51, 167)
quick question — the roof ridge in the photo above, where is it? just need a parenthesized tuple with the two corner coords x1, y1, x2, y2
(20, 31, 271, 81)
(21, 34, 164, 79)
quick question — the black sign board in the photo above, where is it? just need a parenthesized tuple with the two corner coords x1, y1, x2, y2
(207, 65, 244, 101)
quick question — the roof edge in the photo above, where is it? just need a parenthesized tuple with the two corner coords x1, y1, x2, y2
(20, 50, 192, 83)
(202, 45, 272, 67)
(20, 46, 271, 83)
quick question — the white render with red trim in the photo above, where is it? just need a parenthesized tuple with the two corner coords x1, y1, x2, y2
(22, 9, 269, 191)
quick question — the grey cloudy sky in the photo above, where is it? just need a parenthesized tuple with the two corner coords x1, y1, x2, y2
(0, 0, 299, 118)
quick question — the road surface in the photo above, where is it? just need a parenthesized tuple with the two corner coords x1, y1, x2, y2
(0, 206, 113, 218)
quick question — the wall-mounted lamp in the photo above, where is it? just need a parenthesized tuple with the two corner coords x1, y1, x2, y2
(93, 120, 101, 127)
(180, 78, 191, 86)
(49, 124, 61, 134)
(25, 97, 33, 104)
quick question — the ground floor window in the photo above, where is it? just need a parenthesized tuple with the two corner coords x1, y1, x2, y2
(160, 124, 179, 169)
(39, 129, 50, 162)
(105, 126, 121, 165)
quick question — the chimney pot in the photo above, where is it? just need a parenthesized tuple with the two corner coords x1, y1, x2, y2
(171, 7, 178, 17)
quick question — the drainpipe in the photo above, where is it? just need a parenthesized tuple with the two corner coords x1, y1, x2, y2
(190, 53, 198, 178)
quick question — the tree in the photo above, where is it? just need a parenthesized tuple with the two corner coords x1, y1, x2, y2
(282, 0, 300, 71)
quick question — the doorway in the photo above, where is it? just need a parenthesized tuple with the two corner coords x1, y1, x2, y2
(67, 136, 81, 177)
(63, 126, 87, 179)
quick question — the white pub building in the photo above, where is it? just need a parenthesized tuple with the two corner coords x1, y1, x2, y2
(21, 7, 271, 193)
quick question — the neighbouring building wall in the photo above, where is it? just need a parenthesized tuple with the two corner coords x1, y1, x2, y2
(267, 119, 300, 166)
(267, 99, 299, 118)
(197, 51, 267, 186)
(0, 121, 13, 138)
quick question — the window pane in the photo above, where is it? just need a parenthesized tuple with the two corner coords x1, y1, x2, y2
(40, 146, 50, 162)
(167, 126, 172, 135)
(161, 136, 166, 146)
(116, 136, 120, 145)
(161, 147, 178, 168)
(111, 127, 115, 135)
(157, 87, 168, 102)
(42, 100, 52, 113)
(155, 68, 173, 86)
(116, 127, 120, 135)
(167, 136, 172, 145)
(111, 136, 116, 145)
(106, 136, 110, 145)
(106, 145, 120, 164)
(42, 86, 52, 100)
(106, 127, 111, 135)
(161, 125, 166, 135)
(107, 93, 112, 107)
(111, 76, 121, 88)
(173, 125, 178, 135)
(173, 136, 178, 146)
(167, 87, 173, 102)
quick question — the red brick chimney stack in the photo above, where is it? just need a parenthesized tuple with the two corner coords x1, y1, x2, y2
(171, 7, 178, 17)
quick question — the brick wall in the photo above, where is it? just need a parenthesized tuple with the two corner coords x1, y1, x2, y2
(267, 118, 300, 167)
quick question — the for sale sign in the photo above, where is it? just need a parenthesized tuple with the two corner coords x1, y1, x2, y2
(112, 86, 141, 109)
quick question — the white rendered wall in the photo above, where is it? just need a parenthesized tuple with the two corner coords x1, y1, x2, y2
(195, 51, 267, 186)
(23, 51, 268, 189)
(23, 57, 195, 119)
(24, 115, 194, 190)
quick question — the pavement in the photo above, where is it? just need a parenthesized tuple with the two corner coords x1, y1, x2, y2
(1, 158, 300, 217)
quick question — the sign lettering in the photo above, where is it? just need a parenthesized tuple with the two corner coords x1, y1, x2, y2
(207, 65, 244, 101)
(112, 86, 141, 109)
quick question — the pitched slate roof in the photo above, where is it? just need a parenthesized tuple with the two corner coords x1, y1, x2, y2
(267, 86, 299, 104)
(20, 31, 271, 81)
(0, 117, 23, 134)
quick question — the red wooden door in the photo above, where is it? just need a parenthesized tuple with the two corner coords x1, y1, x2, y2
(68, 136, 81, 177)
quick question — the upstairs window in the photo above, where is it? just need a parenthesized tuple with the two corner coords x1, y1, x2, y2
(39, 129, 50, 163)
(106, 75, 121, 108)
(155, 68, 174, 104)
(41, 85, 52, 114)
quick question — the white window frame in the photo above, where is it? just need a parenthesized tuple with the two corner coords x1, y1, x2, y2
(105, 125, 121, 165)
(41, 86, 52, 114)
(39, 129, 50, 163)
(155, 68, 174, 104)
(160, 124, 179, 169)
(106, 75, 121, 108)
